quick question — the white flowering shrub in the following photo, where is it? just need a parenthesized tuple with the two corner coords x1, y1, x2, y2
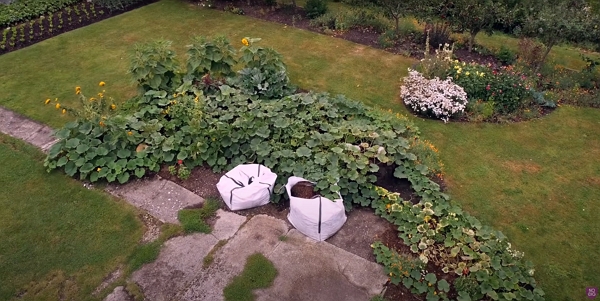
(400, 69, 468, 123)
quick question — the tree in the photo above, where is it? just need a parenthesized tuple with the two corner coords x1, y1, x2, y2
(375, 0, 410, 33)
(521, 0, 595, 71)
(436, 0, 507, 52)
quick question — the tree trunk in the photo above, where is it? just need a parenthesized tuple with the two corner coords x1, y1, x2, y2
(395, 16, 400, 33)
(536, 42, 554, 73)
(468, 30, 478, 52)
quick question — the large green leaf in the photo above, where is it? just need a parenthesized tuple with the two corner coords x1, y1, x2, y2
(118, 172, 130, 184)
(65, 138, 80, 148)
(296, 146, 312, 157)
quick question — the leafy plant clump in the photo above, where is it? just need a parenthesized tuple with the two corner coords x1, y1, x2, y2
(371, 183, 545, 300)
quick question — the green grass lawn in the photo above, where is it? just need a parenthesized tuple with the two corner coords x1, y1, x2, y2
(0, 0, 598, 299)
(0, 133, 143, 300)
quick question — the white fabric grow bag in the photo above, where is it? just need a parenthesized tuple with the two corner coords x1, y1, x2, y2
(286, 176, 347, 241)
(216, 164, 277, 211)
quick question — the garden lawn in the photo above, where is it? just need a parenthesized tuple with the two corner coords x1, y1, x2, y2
(0, 0, 598, 299)
(0, 133, 143, 300)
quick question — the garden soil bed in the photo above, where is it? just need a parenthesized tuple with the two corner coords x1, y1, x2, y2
(159, 163, 449, 300)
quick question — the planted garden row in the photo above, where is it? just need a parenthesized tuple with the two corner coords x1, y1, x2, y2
(0, 0, 152, 55)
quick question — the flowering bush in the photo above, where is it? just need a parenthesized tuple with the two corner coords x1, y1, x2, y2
(447, 62, 544, 115)
(400, 69, 468, 123)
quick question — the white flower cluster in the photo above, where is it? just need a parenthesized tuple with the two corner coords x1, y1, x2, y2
(400, 69, 468, 123)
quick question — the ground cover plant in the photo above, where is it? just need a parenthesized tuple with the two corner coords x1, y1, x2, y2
(0, 0, 598, 299)
(0, 133, 143, 300)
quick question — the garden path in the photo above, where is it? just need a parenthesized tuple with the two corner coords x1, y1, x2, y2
(0, 106, 388, 301)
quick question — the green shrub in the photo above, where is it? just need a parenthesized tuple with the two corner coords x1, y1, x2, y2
(447, 62, 536, 114)
(231, 37, 295, 99)
(378, 29, 397, 49)
(495, 45, 516, 66)
(304, 0, 327, 19)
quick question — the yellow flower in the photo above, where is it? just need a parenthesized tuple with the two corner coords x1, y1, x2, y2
(90, 97, 96, 102)
(75, 86, 81, 94)
(242, 38, 249, 46)
(480, 73, 484, 77)
(44, 99, 51, 105)
(55, 103, 61, 109)
(194, 96, 199, 102)
(457, 69, 461, 74)
(110, 104, 116, 110)
(99, 81, 105, 87)
(99, 121, 105, 127)
(127, 131, 133, 136)
(424, 215, 432, 223)
(97, 167, 101, 172)
(62, 109, 66, 114)
(98, 93, 104, 98)
(465, 71, 470, 76)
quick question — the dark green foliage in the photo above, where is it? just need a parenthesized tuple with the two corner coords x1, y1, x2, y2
(223, 253, 277, 301)
(304, 0, 327, 19)
(93, 0, 145, 12)
(495, 45, 516, 66)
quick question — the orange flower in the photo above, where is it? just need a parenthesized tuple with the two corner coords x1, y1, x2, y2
(75, 86, 81, 94)
(44, 99, 51, 105)
(55, 103, 61, 109)
(110, 104, 116, 110)
(242, 38, 249, 46)
(99, 81, 106, 86)
(127, 131, 133, 136)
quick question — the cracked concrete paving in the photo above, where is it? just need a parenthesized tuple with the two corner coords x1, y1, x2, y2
(106, 176, 205, 224)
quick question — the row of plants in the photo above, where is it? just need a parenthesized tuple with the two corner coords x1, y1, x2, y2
(0, 0, 81, 28)
(0, 0, 148, 29)
(0, 0, 151, 54)
(43, 36, 542, 300)
(0, 3, 105, 52)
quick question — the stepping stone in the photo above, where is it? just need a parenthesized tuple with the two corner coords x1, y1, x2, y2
(0, 107, 58, 151)
(255, 229, 387, 301)
(107, 176, 204, 224)
(132, 210, 246, 301)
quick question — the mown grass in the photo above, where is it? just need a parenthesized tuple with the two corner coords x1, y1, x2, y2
(0, 133, 143, 301)
(0, 0, 598, 299)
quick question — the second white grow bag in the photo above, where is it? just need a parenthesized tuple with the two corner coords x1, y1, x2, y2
(216, 164, 277, 211)
(286, 176, 347, 241)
